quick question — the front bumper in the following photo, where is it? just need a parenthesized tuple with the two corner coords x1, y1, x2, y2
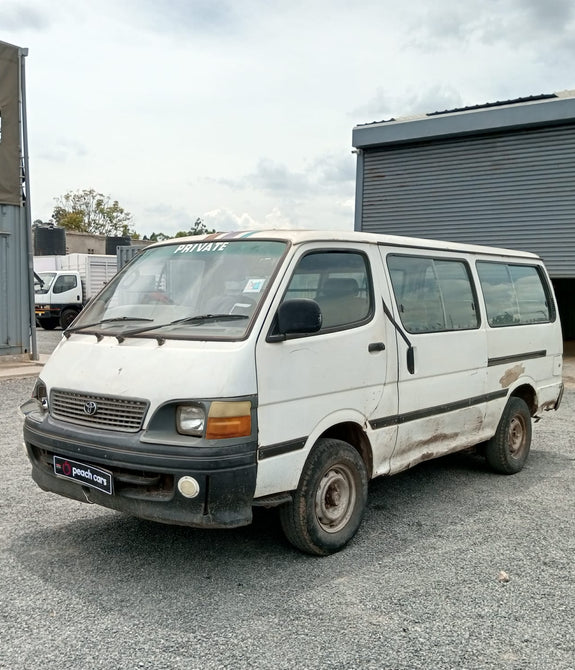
(23, 415, 257, 528)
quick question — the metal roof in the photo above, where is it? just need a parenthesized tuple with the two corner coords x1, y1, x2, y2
(353, 90, 575, 149)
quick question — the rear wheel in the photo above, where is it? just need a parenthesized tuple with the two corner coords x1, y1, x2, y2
(279, 438, 368, 555)
(486, 397, 532, 474)
(60, 308, 79, 330)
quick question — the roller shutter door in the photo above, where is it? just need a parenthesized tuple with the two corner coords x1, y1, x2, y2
(360, 124, 575, 278)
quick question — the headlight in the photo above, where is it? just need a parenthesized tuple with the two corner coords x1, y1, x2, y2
(19, 379, 48, 419)
(176, 404, 205, 436)
(175, 401, 252, 439)
(34, 380, 49, 409)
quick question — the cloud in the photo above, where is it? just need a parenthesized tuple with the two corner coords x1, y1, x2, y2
(353, 85, 463, 123)
(202, 203, 349, 233)
(402, 86, 464, 115)
(218, 152, 355, 198)
(137, 204, 287, 236)
(263, 208, 295, 229)
(203, 208, 262, 231)
(36, 139, 88, 163)
(409, 0, 575, 52)
(140, 203, 200, 235)
(310, 153, 356, 185)
(121, 0, 239, 36)
(248, 159, 311, 195)
(0, 2, 51, 30)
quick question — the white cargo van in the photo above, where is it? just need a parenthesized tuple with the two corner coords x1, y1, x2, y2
(21, 231, 563, 555)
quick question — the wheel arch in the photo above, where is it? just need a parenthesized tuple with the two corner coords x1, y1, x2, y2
(509, 383, 537, 416)
(319, 421, 373, 479)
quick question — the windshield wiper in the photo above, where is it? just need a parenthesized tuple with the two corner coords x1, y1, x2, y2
(64, 316, 154, 337)
(172, 313, 249, 325)
(117, 313, 249, 340)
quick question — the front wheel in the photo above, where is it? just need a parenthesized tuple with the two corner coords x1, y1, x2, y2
(279, 438, 368, 556)
(485, 396, 532, 474)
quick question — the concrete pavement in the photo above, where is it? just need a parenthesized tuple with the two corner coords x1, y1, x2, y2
(0, 353, 50, 380)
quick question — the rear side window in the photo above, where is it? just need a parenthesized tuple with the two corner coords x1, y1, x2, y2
(387, 255, 479, 333)
(283, 251, 373, 330)
(476, 262, 552, 327)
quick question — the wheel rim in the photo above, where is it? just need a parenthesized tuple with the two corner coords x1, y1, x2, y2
(508, 414, 527, 456)
(314, 464, 356, 533)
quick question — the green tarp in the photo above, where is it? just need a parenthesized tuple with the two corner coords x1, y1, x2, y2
(0, 41, 21, 206)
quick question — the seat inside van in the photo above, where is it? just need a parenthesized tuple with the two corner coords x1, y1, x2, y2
(316, 278, 368, 328)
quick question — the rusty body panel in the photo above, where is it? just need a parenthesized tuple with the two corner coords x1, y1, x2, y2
(388, 408, 491, 476)
(499, 364, 526, 388)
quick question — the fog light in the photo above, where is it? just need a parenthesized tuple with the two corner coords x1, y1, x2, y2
(177, 476, 200, 499)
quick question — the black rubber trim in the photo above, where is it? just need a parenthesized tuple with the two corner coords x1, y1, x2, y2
(554, 383, 564, 411)
(258, 437, 307, 460)
(377, 240, 542, 261)
(487, 350, 547, 367)
(369, 389, 508, 430)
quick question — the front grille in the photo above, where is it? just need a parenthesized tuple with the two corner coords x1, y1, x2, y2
(50, 389, 148, 432)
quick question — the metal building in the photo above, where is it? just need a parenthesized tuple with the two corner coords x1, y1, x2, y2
(0, 40, 36, 358)
(352, 91, 575, 338)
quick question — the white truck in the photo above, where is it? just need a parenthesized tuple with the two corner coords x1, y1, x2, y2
(34, 253, 117, 330)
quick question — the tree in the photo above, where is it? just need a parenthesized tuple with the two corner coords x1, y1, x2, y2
(145, 218, 215, 241)
(52, 188, 136, 237)
(174, 218, 215, 237)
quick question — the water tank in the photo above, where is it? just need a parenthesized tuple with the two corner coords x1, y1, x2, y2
(116, 245, 141, 270)
(34, 226, 66, 255)
(106, 236, 131, 255)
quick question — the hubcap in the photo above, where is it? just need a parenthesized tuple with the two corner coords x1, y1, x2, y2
(315, 465, 356, 533)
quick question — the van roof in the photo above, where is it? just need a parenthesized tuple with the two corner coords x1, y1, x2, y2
(150, 229, 540, 260)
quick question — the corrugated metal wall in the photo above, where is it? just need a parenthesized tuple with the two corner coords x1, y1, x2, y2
(0, 204, 31, 355)
(359, 124, 575, 278)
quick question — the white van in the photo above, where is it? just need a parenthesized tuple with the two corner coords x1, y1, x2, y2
(21, 231, 564, 555)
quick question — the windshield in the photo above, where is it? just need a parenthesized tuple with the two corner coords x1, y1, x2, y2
(73, 239, 288, 340)
(35, 272, 56, 294)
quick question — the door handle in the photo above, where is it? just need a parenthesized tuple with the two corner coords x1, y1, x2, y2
(368, 342, 386, 353)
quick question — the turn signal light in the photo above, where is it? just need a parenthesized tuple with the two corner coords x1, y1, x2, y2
(206, 401, 251, 439)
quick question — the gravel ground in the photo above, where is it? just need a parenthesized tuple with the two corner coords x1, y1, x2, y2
(1, 334, 574, 670)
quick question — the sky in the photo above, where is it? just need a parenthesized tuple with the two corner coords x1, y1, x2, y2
(2, 0, 575, 237)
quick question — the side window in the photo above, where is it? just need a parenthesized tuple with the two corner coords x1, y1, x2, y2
(387, 255, 479, 333)
(53, 274, 78, 294)
(283, 251, 372, 331)
(477, 262, 551, 327)
(435, 260, 479, 330)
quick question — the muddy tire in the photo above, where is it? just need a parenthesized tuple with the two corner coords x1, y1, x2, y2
(486, 396, 532, 475)
(60, 308, 79, 330)
(279, 438, 368, 556)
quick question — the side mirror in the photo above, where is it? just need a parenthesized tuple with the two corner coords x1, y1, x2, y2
(268, 299, 322, 341)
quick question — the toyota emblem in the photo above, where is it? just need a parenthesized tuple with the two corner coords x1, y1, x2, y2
(84, 401, 98, 416)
